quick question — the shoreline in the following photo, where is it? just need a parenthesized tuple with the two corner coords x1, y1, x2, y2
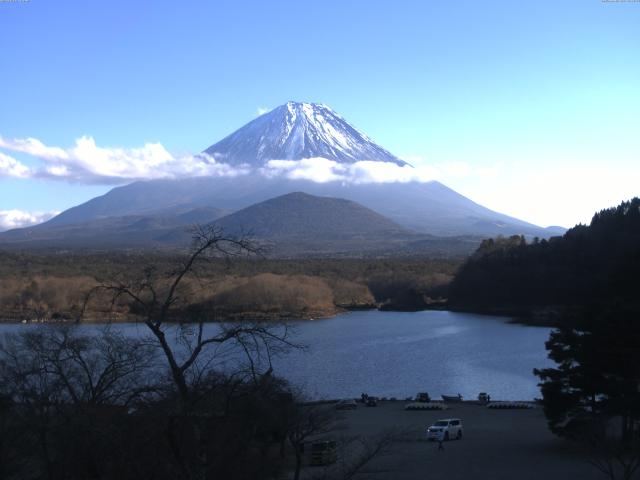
(301, 398, 539, 406)
(444, 304, 564, 327)
(0, 304, 553, 326)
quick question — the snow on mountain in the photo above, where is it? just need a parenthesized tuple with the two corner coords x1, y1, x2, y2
(204, 101, 407, 166)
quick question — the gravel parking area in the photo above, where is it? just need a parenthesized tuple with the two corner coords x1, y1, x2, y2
(300, 401, 602, 480)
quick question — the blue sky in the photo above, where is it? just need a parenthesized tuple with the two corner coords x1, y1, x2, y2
(1, 0, 639, 229)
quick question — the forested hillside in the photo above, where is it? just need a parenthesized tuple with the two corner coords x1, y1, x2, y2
(450, 198, 640, 319)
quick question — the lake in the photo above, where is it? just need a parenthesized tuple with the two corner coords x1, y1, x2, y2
(274, 310, 553, 401)
(0, 310, 553, 401)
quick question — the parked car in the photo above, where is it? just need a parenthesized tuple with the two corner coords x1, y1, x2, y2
(335, 399, 358, 410)
(366, 397, 378, 407)
(426, 418, 463, 441)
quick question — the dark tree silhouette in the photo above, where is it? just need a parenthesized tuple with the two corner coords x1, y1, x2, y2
(535, 306, 640, 437)
(0, 326, 158, 480)
(450, 197, 640, 320)
(535, 306, 640, 480)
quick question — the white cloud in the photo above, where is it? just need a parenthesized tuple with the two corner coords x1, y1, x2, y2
(0, 210, 59, 232)
(0, 130, 460, 186)
(0, 136, 69, 161)
(262, 158, 438, 184)
(348, 160, 437, 183)
(3, 133, 637, 228)
(263, 158, 345, 182)
(257, 107, 269, 116)
(0, 152, 31, 178)
(0, 135, 250, 184)
(0, 134, 440, 185)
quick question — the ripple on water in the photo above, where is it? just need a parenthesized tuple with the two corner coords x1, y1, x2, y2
(273, 310, 552, 400)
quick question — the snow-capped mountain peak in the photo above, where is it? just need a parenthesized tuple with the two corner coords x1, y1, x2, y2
(204, 101, 407, 166)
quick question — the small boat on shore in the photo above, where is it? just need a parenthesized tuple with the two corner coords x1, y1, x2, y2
(442, 394, 463, 403)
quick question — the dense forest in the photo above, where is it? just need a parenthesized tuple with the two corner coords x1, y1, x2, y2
(449, 198, 640, 322)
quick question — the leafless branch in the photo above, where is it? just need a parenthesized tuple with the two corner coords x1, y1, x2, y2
(81, 224, 297, 404)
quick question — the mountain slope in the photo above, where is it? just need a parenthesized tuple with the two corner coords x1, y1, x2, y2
(214, 192, 406, 237)
(0, 207, 226, 248)
(154, 192, 480, 257)
(204, 102, 406, 166)
(0, 192, 481, 257)
(40, 175, 553, 237)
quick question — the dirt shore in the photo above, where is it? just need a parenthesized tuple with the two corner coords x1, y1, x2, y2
(299, 401, 601, 480)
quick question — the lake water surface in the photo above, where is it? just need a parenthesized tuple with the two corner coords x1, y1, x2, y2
(274, 310, 553, 401)
(0, 310, 553, 401)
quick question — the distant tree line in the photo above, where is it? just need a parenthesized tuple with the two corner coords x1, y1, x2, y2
(0, 253, 457, 322)
(449, 197, 640, 315)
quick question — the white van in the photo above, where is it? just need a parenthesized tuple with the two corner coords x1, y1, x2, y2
(426, 418, 463, 441)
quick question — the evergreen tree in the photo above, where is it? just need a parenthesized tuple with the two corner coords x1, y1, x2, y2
(534, 305, 640, 441)
(450, 197, 640, 315)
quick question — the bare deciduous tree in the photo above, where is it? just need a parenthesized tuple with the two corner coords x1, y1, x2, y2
(83, 225, 298, 480)
(84, 225, 295, 401)
(0, 325, 158, 480)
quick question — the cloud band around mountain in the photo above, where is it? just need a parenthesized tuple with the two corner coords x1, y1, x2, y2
(262, 158, 438, 183)
(0, 135, 439, 185)
(0, 135, 250, 184)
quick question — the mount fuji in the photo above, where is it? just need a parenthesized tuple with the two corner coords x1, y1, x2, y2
(0, 102, 564, 253)
(204, 101, 406, 166)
